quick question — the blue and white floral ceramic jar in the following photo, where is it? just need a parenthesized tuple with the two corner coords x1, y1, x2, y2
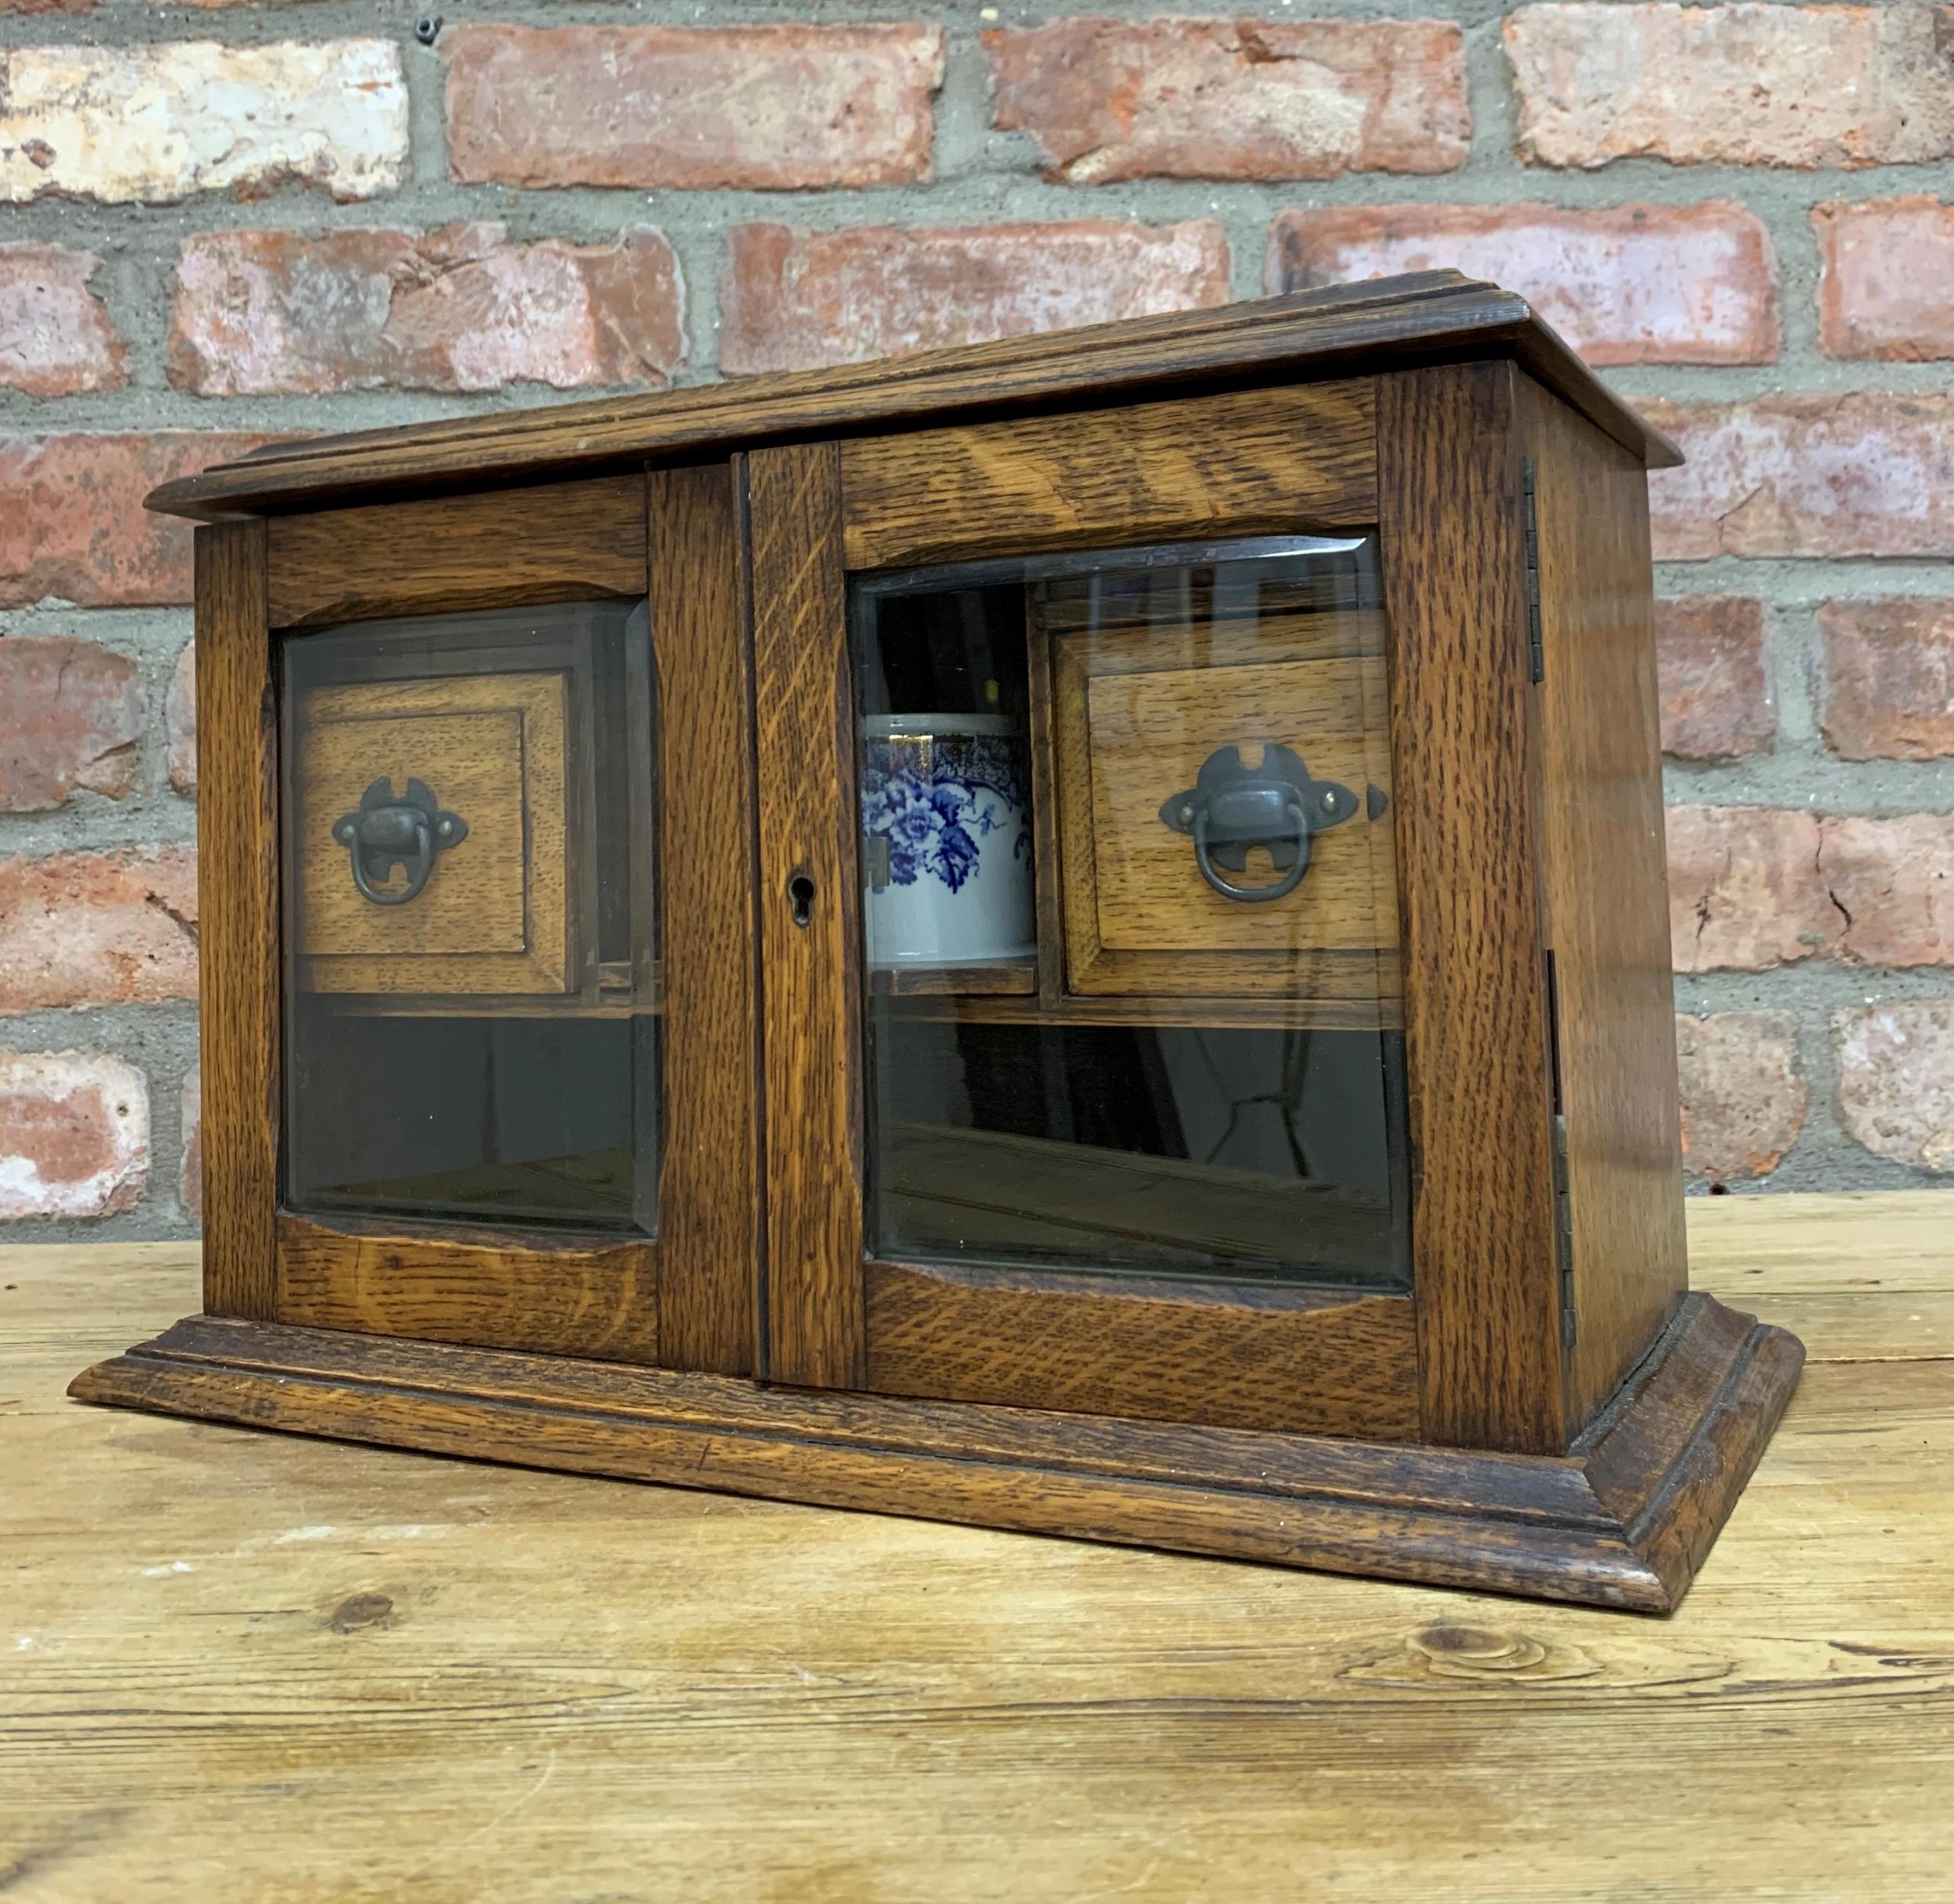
(861, 713, 1036, 967)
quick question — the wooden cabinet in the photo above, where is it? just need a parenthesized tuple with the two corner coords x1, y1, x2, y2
(72, 271, 1805, 1612)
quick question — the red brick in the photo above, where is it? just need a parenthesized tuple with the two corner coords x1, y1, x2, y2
(1815, 198, 1954, 362)
(1818, 814, 1954, 969)
(0, 637, 142, 811)
(0, 846, 199, 1012)
(1675, 1011, 1806, 1182)
(179, 1064, 199, 1222)
(1655, 597, 1774, 760)
(1506, 4, 1954, 170)
(0, 433, 274, 608)
(168, 225, 684, 397)
(0, 1050, 148, 1220)
(166, 641, 195, 796)
(1838, 1001, 1954, 1172)
(0, 243, 128, 395)
(443, 24, 943, 191)
(721, 220, 1231, 375)
(1269, 202, 1776, 367)
(1666, 806, 1835, 972)
(985, 18, 1468, 184)
(1644, 397, 1954, 561)
(1819, 601, 1954, 761)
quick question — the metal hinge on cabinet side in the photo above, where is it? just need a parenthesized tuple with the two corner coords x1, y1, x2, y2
(1544, 947, 1576, 1349)
(1523, 456, 1545, 685)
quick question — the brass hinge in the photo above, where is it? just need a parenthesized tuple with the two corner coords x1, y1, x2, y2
(1522, 456, 1545, 685)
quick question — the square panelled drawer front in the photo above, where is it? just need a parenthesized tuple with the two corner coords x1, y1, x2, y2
(293, 672, 571, 997)
(1047, 575, 1400, 1001)
(294, 671, 570, 995)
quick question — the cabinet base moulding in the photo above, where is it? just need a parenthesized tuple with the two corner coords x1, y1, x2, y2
(70, 1290, 1801, 1613)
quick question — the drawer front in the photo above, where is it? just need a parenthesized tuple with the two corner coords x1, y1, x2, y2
(1052, 610, 1399, 999)
(294, 671, 570, 995)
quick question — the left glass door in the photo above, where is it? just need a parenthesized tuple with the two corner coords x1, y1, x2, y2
(282, 599, 660, 1234)
(252, 469, 759, 1369)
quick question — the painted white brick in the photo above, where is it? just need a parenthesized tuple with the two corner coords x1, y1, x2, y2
(1, 41, 409, 206)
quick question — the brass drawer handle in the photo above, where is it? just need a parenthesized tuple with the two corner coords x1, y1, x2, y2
(331, 776, 469, 906)
(1159, 742, 1372, 904)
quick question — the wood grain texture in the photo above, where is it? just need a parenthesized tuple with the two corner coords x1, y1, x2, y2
(293, 672, 569, 995)
(1380, 362, 1565, 1455)
(864, 1264, 1417, 1437)
(275, 1214, 657, 1364)
(193, 520, 279, 1321)
(651, 463, 762, 1376)
(838, 379, 1375, 571)
(1520, 378, 1691, 1437)
(145, 274, 1680, 522)
(66, 1288, 1797, 1613)
(13, 1195, 1924, 1902)
(267, 475, 646, 628)
(746, 443, 864, 1389)
(1079, 659, 1393, 954)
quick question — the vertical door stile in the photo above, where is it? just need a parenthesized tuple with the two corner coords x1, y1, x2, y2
(651, 460, 764, 1375)
(746, 442, 867, 1388)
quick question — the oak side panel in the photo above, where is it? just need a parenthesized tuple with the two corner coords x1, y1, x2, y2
(1379, 362, 1564, 1455)
(1521, 379, 1691, 1434)
(839, 378, 1375, 571)
(266, 475, 647, 628)
(865, 1265, 1419, 1438)
(746, 444, 865, 1388)
(276, 1215, 657, 1363)
(652, 463, 761, 1375)
(195, 520, 279, 1320)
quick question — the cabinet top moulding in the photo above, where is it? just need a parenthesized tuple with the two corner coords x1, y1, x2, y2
(144, 272, 1682, 525)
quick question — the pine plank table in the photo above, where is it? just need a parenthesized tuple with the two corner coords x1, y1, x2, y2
(4, 1190, 1951, 1902)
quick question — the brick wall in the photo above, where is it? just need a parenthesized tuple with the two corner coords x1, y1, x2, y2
(2, 2, 1951, 1236)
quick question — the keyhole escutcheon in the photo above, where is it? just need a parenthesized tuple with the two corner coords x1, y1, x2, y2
(787, 870, 816, 929)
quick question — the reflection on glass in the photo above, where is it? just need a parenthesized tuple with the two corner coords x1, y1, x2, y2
(282, 601, 658, 1233)
(854, 537, 1409, 1290)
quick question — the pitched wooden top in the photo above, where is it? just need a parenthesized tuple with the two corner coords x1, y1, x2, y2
(147, 270, 1682, 522)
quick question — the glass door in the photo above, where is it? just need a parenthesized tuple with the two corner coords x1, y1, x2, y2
(852, 536, 1408, 1291)
(748, 381, 1421, 1439)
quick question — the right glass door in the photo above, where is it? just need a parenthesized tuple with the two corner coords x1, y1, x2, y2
(854, 535, 1409, 1294)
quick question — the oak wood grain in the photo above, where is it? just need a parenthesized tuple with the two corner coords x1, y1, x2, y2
(838, 379, 1376, 571)
(864, 1263, 1418, 1438)
(1380, 362, 1565, 1455)
(145, 274, 1680, 523)
(193, 520, 279, 1321)
(275, 1214, 657, 1364)
(746, 443, 864, 1389)
(651, 462, 762, 1376)
(293, 671, 570, 995)
(66, 1287, 1797, 1613)
(1521, 378, 1691, 1436)
(266, 475, 646, 628)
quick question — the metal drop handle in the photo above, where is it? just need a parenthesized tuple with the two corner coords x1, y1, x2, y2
(332, 776, 468, 907)
(1160, 742, 1376, 905)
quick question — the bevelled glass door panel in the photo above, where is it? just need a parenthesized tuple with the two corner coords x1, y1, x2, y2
(852, 536, 1408, 1292)
(281, 599, 660, 1235)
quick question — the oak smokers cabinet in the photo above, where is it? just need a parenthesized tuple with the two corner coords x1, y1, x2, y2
(73, 274, 1804, 1612)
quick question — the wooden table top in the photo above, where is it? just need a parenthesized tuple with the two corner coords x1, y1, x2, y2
(5, 1192, 1951, 1901)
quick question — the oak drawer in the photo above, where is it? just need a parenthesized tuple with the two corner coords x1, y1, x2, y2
(1050, 606, 1399, 1000)
(293, 671, 571, 995)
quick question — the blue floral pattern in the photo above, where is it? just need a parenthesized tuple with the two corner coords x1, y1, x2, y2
(862, 732, 1031, 893)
